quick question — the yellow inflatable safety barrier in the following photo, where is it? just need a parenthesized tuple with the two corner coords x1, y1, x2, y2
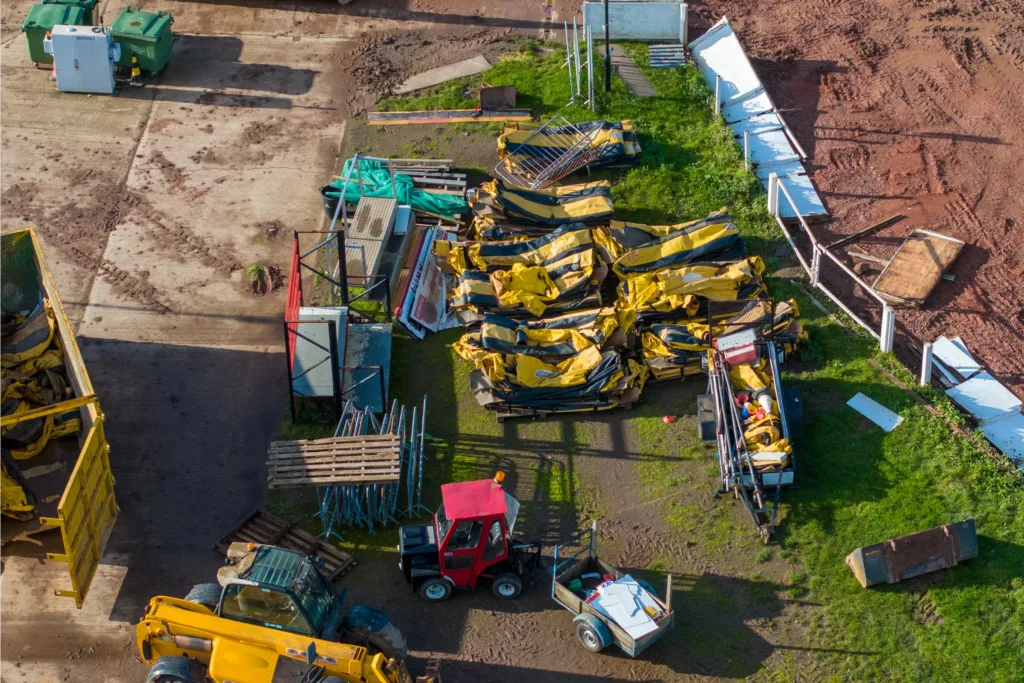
(472, 179, 614, 228)
(610, 210, 746, 278)
(1, 300, 55, 368)
(491, 263, 560, 316)
(618, 256, 766, 315)
(1, 447, 35, 520)
(515, 346, 605, 389)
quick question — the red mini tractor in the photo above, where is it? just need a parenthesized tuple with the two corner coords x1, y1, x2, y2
(398, 473, 541, 602)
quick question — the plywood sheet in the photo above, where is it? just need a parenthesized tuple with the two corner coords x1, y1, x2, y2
(873, 230, 964, 306)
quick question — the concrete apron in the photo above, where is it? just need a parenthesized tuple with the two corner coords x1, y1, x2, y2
(1, 31, 346, 683)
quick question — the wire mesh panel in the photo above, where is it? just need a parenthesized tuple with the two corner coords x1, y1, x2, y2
(494, 115, 608, 190)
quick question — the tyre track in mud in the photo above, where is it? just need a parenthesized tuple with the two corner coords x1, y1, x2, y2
(699, 0, 1024, 396)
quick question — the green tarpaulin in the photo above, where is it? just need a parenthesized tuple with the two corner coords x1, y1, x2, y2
(326, 158, 468, 219)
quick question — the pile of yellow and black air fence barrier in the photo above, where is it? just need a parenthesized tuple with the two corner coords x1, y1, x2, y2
(1, 298, 81, 520)
(429, 122, 806, 419)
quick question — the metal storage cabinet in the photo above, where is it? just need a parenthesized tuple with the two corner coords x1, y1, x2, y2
(49, 25, 118, 94)
(22, 3, 85, 65)
(109, 6, 173, 73)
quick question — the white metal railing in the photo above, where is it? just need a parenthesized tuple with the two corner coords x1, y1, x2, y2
(767, 173, 895, 353)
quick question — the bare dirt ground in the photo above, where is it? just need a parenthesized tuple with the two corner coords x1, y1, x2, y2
(690, 0, 1024, 397)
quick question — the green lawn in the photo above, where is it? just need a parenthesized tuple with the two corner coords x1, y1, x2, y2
(287, 40, 1024, 681)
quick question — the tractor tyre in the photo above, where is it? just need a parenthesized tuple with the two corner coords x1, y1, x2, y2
(492, 573, 522, 599)
(418, 577, 452, 602)
(576, 621, 606, 653)
(183, 583, 222, 609)
(347, 622, 408, 661)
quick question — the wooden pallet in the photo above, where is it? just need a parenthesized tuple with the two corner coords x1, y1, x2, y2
(267, 434, 402, 488)
(873, 229, 964, 307)
(214, 509, 356, 581)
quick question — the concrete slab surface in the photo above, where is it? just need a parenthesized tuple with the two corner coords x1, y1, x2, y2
(609, 44, 657, 97)
(395, 54, 490, 94)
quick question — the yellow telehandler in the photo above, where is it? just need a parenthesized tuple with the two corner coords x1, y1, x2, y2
(136, 542, 437, 683)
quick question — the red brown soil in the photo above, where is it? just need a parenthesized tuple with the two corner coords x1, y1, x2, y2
(691, 0, 1024, 397)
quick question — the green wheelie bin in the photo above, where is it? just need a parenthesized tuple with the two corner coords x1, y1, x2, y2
(110, 6, 173, 74)
(22, 2, 86, 66)
(41, 0, 98, 25)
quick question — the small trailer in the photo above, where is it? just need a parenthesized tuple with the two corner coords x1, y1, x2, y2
(699, 299, 804, 541)
(552, 522, 674, 656)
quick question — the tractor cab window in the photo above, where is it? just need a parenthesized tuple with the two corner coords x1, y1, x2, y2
(436, 504, 453, 544)
(220, 583, 313, 636)
(291, 561, 332, 636)
(482, 520, 505, 561)
(504, 492, 520, 535)
(447, 520, 483, 551)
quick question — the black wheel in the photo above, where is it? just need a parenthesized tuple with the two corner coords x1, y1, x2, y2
(491, 573, 522, 599)
(576, 620, 606, 653)
(183, 583, 221, 608)
(418, 577, 452, 602)
(151, 677, 188, 683)
(346, 622, 408, 660)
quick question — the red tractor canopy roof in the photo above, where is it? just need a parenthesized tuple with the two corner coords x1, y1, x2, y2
(441, 478, 508, 520)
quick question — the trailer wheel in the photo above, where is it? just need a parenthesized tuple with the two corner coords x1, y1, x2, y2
(492, 573, 522, 599)
(418, 578, 452, 602)
(576, 621, 606, 653)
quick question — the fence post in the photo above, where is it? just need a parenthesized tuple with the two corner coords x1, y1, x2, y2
(338, 229, 350, 308)
(767, 172, 779, 217)
(743, 130, 750, 170)
(680, 4, 688, 46)
(920, 342, 933, 387)
(714, 74, 721, 115)
(880, 306, 895, 353)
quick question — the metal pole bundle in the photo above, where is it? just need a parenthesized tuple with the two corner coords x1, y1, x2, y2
(314, 396, 429, 539)
(564, 22, 576, 105)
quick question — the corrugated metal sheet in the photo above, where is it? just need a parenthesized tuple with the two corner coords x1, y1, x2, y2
(689, 17, 827, 218)
(648, 44, 686, 69)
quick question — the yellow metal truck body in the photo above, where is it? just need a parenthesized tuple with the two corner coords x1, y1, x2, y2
(0, 228, 118, 607)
